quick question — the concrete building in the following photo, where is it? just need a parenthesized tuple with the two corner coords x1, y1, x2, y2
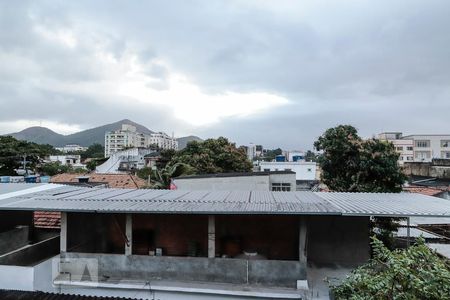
(105, 124, 178, 157)
(48, 155, 85, 168)
(0, 185, 450, 299)
(379, 132, 450, 163)
(259, 162, 317, 181)
(173, 171, 296, 191)
(149, 132, 178, 151)
(403, 134, 450, 161)
(55, 144, 88, 153)
(96, 148, 155, 174)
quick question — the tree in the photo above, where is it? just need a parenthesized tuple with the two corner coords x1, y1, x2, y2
(170, 137, 252, 174)
(314, 125, 406, 248)
(39, 162, 71, 176)
(314, 125, 405, 192)
(261, 148, 283, 162)
(330, 237, 450, 300)
(81, 143, 104, 159)
(147, 163, 194, 189)
(0, 136, 58, 175)
(155, 149, 176, 169)
(305, 150, 317, 162)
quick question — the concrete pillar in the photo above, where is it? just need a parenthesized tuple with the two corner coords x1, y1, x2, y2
(125, 213, 132, 256)
(60, 212, 67, 253)
(299, 217, 307, 263)
(208, 215, 215, 258)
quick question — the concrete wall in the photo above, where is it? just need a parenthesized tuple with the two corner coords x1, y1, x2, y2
(307, 216, 370, 266)
(0, 265, 34, 291)
(259, 162, 317, 180)
(0, 236, 59, 266)
(61, 252, 306, 288)
(0, 226, 29, 255)
(403, 162, 450, 178)
(174, 175, 271, 191)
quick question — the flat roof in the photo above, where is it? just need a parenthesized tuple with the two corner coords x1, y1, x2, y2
(0, 185, 449, 217)
(176, 171, 295, 180)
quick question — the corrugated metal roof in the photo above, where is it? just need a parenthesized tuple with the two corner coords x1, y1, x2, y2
(315, 192, 450, 217)
(0, 185, 449, 217)
(0, 183, 47, 195)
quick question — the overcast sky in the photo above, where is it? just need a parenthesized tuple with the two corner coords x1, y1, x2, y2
(0, 0, 449, 149)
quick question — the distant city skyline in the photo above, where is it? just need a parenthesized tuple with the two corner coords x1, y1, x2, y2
(1, 1, 449, 149)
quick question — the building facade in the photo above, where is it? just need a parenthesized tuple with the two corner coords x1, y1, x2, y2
(48, 155, 84, 168)
(379, 132, 450, 163)
(258, 161, 317, 181)
(105, 124, 178, 157)
(173, 171, 297, 191)
(55, 144, 88, 153)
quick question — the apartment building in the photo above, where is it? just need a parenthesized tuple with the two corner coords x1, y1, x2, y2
(378, 132, 450, 163)
(150, 132, 178, 150)
(105, 124, 178, 157)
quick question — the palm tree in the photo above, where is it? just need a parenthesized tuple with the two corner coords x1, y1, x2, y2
(149, 162, 194, 189)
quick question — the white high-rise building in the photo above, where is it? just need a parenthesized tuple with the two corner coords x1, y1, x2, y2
(150, 132, 179, 150)
(105, 124, 178, 157)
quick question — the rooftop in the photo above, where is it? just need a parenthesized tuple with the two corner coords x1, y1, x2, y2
(176, 170, 295, 180)
(0, 185, 449, 217)
(50, 173, 147, 189)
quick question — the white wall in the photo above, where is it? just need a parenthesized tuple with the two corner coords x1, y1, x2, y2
(259, 162, 317, 180)
(174, 175, 270, 191)
(0, 265, 34, 291)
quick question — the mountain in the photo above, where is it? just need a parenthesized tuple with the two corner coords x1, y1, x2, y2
(177, 135, 203, 149)
(63, 119, 154, 147)
(7, 119, 201, 149)
(9, 126, 65, 146)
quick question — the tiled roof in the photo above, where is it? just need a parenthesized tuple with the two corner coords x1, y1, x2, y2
(34, 211, 61, 228)
(50, 173, 147, 189)
(403, 186, 447, 197)
(0, 290, 136, 299)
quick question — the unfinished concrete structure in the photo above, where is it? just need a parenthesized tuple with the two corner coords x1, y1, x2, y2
(1, 184, 450, 299)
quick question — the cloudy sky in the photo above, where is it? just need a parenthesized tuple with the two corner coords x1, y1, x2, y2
(0, 0, 449, 149)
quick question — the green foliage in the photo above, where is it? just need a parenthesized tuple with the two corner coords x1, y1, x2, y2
(136, 166, 153, 180)
(314, 125, 405, 192)
(331, 237, 450, 300)
(314, 125, 407, 248)
(0, 136, 58, 175)
(39, 162, 71, 176)
(146, 163, 195, 189)
(81, 143, 104, 159)
(261, 148, 283, 162)
(305, 150, 317, 162)
(170, 137, 252, 174)
(156, 149, 176, 169)
(85, 157, 108, 171)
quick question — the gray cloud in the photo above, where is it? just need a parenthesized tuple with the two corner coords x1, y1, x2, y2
(0, 0, 449, 149)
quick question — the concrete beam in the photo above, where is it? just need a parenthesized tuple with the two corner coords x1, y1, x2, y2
(125, 214, 132, 256)
(60, 212, 67, 253)
(208, 215, 215, 258)
(299, 217, 307, 264)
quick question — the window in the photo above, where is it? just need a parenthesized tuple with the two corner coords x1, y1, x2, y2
(263, 168, 270, 172)
(407, 146, 413, 151)
(406, 156, 413, 161)
(396, 146, 403, 151)
(441, 151, 450, 159)
(415, 151, 431, 160)
(441, 140, 450, 148)
(271, 183, 291, 192)
(415, 140, 430, 148)
(307, 168, 312, 172)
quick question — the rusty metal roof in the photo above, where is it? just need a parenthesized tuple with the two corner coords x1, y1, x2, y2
(0, 185, 449, 217)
